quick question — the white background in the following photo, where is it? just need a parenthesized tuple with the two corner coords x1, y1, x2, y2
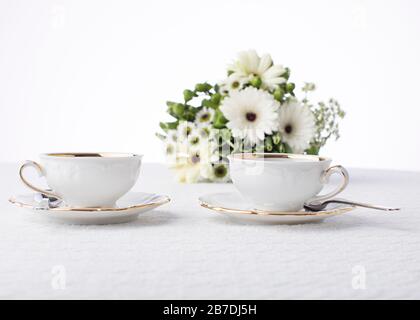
(1, 0, 419, 171)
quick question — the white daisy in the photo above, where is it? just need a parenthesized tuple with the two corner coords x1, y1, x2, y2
(278, 101, 315, 153)
(218, 74, 246, 96)
(165, 141, 175, 155)
(195, 107, 215, 126)
(220, 87, 279, 145)
(166, 129, 178, 143)
(197, 125, 211, 139)
(177, 121, 195, 142)
(172, 158, 201, 183)
(209, 163, 230, 182)
(164, 141, 177, 164)
(187, 130, 201, 149)
(198, 143, 215, 179)
(171, 140, 214, 183)
(228, 50, 286, 90)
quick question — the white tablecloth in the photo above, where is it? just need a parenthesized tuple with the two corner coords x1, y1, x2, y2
(0, 162, 419, 299)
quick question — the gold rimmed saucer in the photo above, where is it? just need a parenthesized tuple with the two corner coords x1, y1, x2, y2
(199, 192, 355, 224)
(9, 192, 170, 225)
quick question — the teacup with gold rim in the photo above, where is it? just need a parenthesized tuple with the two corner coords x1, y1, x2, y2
(19, 152, 142, 208)
(228, 153, 349, 212)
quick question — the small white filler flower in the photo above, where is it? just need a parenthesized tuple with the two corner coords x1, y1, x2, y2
(177, 121, 195, 142)
(219, 74, 246, 96)
(166, 129, 178, 143)
(195, 107, 215, 126)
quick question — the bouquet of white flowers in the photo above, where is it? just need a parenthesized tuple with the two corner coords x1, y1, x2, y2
(157, 50, 345, 183)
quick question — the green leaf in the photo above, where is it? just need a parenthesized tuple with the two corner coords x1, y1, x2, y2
(167, 103, 185, 119)
(195, 83, 212, 92)
(185, 114, 195, 121)
(159, 122, 168, 132)
(183, 107, 197, 121)
(213, 109, 228, 129)
(202, 99, 218, 109)
(201, 99, 210, 107)
(183, 89, 197, 102)
(166, 101, 177, 108)
(167, 121, 179, 129)
(166, 101, 181, 119)
(159, 121, 178, 132)
(306, 144, 320, 155)
(172, 103, 185, 117)
(284, 143, 293, 153)
(210, 92, 221, 105)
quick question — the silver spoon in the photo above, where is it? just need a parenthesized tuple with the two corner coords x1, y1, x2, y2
(35, 192, 62, 208)
(304, 198, 401, 212)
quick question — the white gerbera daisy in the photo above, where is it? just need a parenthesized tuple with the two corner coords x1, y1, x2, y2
(278, 101, 315, 153)
(177, 121, 195, 142)
(228, 50, 286, 90)
(220, 87, 279, 145)
(195, 107, 215, 126)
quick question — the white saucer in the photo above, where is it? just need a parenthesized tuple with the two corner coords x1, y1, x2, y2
(199, 192, 355, 224)
(9, 192, 170, 225)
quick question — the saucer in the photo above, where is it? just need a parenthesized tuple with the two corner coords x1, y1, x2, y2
(9, 192, 170, 225)
(199, 192, 355, 224)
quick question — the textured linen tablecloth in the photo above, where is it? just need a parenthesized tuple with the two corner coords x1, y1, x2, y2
(0, 162, 419, 299)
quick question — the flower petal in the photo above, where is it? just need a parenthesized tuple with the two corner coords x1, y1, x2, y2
(263, 65, 286, 79)
(258, 54, 273, 74)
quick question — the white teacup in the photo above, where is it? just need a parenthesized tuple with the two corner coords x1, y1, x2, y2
(228, 153, 349, 212)
(19, 153, 142, 208)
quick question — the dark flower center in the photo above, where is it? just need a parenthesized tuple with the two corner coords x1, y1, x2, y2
(214, 165, 227, 178)
(200, 113, 210, 122)
(200, 128, 210, 138)
(232, 81, 240, 89)
(246, 112, 257, 122)
(285, 124, 293, 134)
(191, 154, 200, 164)
(166, 145, 174, 155)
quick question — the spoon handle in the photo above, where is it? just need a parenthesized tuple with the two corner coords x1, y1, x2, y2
(327, 198, 401, 211)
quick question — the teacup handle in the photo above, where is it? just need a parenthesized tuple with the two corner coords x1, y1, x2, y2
(19, 160, 60, 199)
(310, 165, 349, 204)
